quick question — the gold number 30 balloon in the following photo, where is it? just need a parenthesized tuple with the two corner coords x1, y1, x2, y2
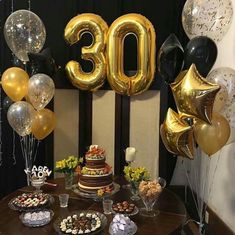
(107, 14, 156, 96)
(64, 13, 156, 95)
(64, 13, 108, 91)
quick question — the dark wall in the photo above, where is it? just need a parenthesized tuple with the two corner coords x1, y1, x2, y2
(0, 0, 187, 198)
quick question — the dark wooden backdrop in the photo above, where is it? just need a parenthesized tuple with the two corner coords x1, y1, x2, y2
(0, 0, 187, 198)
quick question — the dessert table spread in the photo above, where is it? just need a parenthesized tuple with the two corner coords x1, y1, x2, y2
(0, 177, 187, 235)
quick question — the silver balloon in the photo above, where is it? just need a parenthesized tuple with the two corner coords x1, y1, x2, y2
(182, 0, 233, 42)
(7, 101, 35, 136)
(4, 10, 46, 62)
(28, 73, 55, 110)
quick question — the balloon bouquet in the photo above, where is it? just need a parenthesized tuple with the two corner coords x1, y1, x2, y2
(1, 10, 56, 185)
(158, 0, 233, 233)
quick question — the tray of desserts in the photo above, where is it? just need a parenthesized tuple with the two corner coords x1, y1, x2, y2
(72, 182, 120, 200)
(19, 209, 54, 227)
(8, 192, 54, 211)
(112, 201, 139, 217)
(53, 210, 107, 235)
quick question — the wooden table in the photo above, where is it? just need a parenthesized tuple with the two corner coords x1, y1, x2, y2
(0, 177, 187, 235)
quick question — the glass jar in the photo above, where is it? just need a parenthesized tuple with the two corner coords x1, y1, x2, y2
(64, 172, 74, 190)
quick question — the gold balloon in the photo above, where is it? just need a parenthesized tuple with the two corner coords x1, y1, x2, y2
(170, 64, 220, 124)
(1, 67, 29, 101)
(107, 13, 156, 96)
(213, 85, 228, 112)
(160, 108, 195, 159)
(64, 13, 108, 91)
(194, 112, 230, 156)
(32, 109, 56, 140)
(174, 70, 187, 83)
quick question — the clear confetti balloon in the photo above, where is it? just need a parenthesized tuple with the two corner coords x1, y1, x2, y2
(7, 101, 35, 136)
(223, 102, 235, 128)
(182, 0, 233, 42)
(207, 67, 235, 109)
(28, 74, 55, 110)
(4, 10, 46, 62)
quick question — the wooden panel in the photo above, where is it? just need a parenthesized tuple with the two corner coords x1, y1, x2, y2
(79, 91, 92, 156)
(129, 91, 160, 179)
(54, 89, 79, 177)
(114, 94, 130, 175)
(92, 91, 115, 169)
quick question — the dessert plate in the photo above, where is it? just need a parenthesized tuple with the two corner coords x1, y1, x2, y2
(8, 193, 54, 212)
(53, 210, 107, 235)
(19, 209, 54, 227)
(112, 206, 139, 217)
(72, 182, 120, 200)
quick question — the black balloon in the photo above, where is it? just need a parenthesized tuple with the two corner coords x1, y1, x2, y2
(157, 34, 184, 84)
(27, 48, 58, 77)
(3, 96, 14, 113)
(12, 55, 25, 69)
(184, 36, 217, 77)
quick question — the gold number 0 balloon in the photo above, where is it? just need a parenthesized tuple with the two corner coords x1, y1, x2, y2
(107, 14, 156, 96)
(64, 13, 108, 91)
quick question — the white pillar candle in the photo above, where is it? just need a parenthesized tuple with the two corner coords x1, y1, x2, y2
(125, 147, 136, 162)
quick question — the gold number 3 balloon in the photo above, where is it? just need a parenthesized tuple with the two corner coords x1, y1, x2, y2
(64, 13, 156, 95)
(64, 13, 108, 91)
(107, 14, 156, 96)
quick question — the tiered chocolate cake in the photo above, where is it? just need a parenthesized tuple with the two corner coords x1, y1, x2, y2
(78, 145, 113, 193)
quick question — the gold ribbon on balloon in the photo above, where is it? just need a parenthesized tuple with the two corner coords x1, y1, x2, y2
(107, 13, 156, 96)
(170, 64, 220, 124)
(193, 112, 230, 156)
(1, 67, 29, 101)
(64, 13, 108, 91)
(160, 108, 195, 159)
(32, 109, 56, 140)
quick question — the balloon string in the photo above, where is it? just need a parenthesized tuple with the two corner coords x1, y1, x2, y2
(183, 159, 200, 213)
(20, 135, 39, 174)
(28, 0, 31, 11)
(12, 130, 16, 165)
(199, 156, 210, 225)
(205, 150, 222, 212)
(11, 0, 14, 13)
(34, 140, 40, 162)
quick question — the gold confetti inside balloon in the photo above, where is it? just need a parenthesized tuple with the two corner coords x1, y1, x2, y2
(207, 67, 235, 111)
(4, 10, 46, 62)
(182, 0, 233, 42)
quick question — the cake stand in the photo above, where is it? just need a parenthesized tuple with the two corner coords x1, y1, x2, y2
(72, 182, 120, 201)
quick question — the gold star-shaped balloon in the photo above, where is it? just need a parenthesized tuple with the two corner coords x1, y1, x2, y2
(170, 64, 220, 124)
(160, 108, 194, 159)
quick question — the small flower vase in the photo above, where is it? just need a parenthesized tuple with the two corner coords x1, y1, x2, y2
(130, 181, 140, 201)
(64, 172, 74, 190)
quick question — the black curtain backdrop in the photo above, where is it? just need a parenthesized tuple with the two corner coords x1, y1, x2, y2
(0, 0, 187, 198)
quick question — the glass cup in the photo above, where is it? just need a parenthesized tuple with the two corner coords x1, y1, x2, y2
(59, 194, 69, 208)
(139, 177, 166, 217)
(102, 198, 113, 214)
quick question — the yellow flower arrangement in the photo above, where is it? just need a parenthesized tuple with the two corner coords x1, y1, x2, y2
(123, 166, 150, 183)
(55, 155, 83, 173)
